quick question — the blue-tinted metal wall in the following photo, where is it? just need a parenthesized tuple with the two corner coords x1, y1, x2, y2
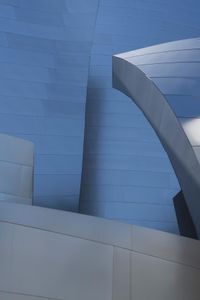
(1, 0, 200, 234)
(0, 0, 99, 211)
(80, 0, 200, 233)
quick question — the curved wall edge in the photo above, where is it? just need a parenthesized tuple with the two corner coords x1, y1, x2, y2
(0, 203, 199, 299)
(113, 38, 200, 237)
(80, 0, 200, 233)
(0, 0, 99, 211)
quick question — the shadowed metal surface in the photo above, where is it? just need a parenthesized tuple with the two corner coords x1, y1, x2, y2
(173, 191, 198, 239)
(113, 37, 200, 238)
(0, 133, 33, 204)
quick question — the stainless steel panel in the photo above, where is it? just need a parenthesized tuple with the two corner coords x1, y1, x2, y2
(132, 226, 200, 268)
(0, 222, 113, 300)
(131, 252, 200, 300)
(113, 38, 200, 237)
(112, 247, 130, 300)
(0, 134, 34, 204)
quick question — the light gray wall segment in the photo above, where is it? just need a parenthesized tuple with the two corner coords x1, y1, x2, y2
(113, 37, 200, 237)
(132, 226, 200, 269)
(80, 0, 200, 233)
(0, 204, 199, 299)
(0, 134, 33, 204)
(0, 221, 113, 300)
(0, 291, 56, 300)
(112, 247, 130, 300)
(0, 0, 99, 211)
(0, 202, 132, 249)
(0, 203, 199, 268)
(131, 252, 200, 300)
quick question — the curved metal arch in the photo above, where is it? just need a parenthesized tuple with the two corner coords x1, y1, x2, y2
(112, 38, 200, 238)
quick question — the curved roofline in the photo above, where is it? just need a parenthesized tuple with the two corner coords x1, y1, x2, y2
(113, 45, 200, 237)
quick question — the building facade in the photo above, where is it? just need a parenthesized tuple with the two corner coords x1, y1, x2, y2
(0, 0, 200, 234)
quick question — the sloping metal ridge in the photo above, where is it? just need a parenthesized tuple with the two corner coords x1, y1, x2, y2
(113, 38, 200, 238)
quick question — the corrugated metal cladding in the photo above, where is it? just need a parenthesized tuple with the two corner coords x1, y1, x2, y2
(80, 0, 200, 234)
(0, 0, 200, 234)
(0, 0, 99, 211)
